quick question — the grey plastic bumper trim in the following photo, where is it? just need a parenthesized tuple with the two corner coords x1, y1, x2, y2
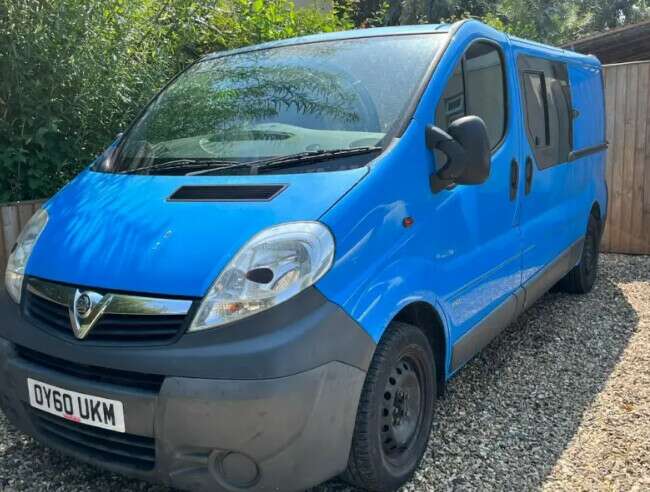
(2, 286, 375, 379)
(451, 238, 584, 372)
(0, 337, 365, 492)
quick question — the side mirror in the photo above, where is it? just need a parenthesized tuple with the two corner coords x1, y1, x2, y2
(425, 115, 491, 193)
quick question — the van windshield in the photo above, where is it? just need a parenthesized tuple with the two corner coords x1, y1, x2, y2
(104, 34, 444, 175)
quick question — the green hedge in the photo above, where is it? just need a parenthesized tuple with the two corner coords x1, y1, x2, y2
(0, 0, 352, 202)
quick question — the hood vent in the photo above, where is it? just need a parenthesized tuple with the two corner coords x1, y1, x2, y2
(168, 184, 286, 202)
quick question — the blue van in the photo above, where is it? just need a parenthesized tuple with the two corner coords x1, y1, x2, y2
(1, 20, 607, 492)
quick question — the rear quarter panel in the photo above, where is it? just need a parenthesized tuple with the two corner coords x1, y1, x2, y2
(568, 61, 608, 226)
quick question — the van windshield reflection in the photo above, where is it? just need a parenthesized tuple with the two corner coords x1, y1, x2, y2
(104, 34, 444, 175)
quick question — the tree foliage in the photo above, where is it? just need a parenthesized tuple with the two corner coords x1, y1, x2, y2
(351, 0, 650, 42)
(0, 0, 351, 202)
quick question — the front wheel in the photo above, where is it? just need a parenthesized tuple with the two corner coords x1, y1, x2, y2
(342, 322, 436, 491)
(557, 213, 601, 294)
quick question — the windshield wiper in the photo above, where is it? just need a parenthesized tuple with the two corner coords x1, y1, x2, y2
(188, 146, 383, 176)
(121, 158, 240, 174)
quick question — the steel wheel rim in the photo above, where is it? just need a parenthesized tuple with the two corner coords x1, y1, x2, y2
(380, 355, 425, 460)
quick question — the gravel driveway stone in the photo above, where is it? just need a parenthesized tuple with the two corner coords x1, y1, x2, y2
(1, 254, 648, 491)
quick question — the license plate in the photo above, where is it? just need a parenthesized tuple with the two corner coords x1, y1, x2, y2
(27, 378, 125, 433)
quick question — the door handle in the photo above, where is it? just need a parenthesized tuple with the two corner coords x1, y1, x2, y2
(510, 159, 519, 201)
(525, 157, 533, 195)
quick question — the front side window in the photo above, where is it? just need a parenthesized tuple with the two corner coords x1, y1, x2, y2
(436, 41, 507, 150)
(103, 34, 444, 175)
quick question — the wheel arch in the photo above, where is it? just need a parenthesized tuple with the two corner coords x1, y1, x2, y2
(392, 301, 448, 395)
(590, 200, 605, 240)
(591, 201, 601, 220)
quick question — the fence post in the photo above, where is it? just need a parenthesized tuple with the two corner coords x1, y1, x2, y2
(1, 204, 20, 271)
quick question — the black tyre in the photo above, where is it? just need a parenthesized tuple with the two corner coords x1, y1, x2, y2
(342, 322, 436, 492)
(557, 213, 601, 294)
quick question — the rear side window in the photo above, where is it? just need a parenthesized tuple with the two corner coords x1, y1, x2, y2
(518, 56, 572, 169)
(436, 41, 507, 150)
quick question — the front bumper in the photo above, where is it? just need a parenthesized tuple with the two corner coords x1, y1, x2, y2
(0, 288, 374, 491)
(0, 339, 366, 491)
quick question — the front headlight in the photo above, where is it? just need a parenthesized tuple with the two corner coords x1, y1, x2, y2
(190, 221, 335, 332)
(5, 208, 49, 304)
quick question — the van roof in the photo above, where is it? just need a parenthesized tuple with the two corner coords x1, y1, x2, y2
(508, 34, 601, 66)
(203, 21, 600, 67)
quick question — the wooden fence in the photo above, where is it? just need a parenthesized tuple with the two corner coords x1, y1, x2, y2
(602, 61, 650, 254)
(0, 200, 46, 272)
(0, 62, 649, 260)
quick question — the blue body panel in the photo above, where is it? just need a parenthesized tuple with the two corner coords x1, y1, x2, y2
(319, 23, 524, 350)
(568, 61, 608, 226)
(508, 39, 605, 285)
(25, 20, 607, 381)
(28, 168, 367, 297)
(319, 22, 607, 376)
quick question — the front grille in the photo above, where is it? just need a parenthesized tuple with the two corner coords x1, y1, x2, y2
(15, 345, 165, 392)
(30, 409, 156, 471)
(24, 288, 188, 345)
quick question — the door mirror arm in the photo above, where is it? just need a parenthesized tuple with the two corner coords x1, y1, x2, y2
(425, 125, 465, 193)
(425, 116, 492, 194)
(425, 126, 466, 178)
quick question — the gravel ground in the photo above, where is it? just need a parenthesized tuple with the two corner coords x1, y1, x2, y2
(1, 254, 649, 491)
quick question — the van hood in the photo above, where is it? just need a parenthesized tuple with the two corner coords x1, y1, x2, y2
(27, 168, 367, 297)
